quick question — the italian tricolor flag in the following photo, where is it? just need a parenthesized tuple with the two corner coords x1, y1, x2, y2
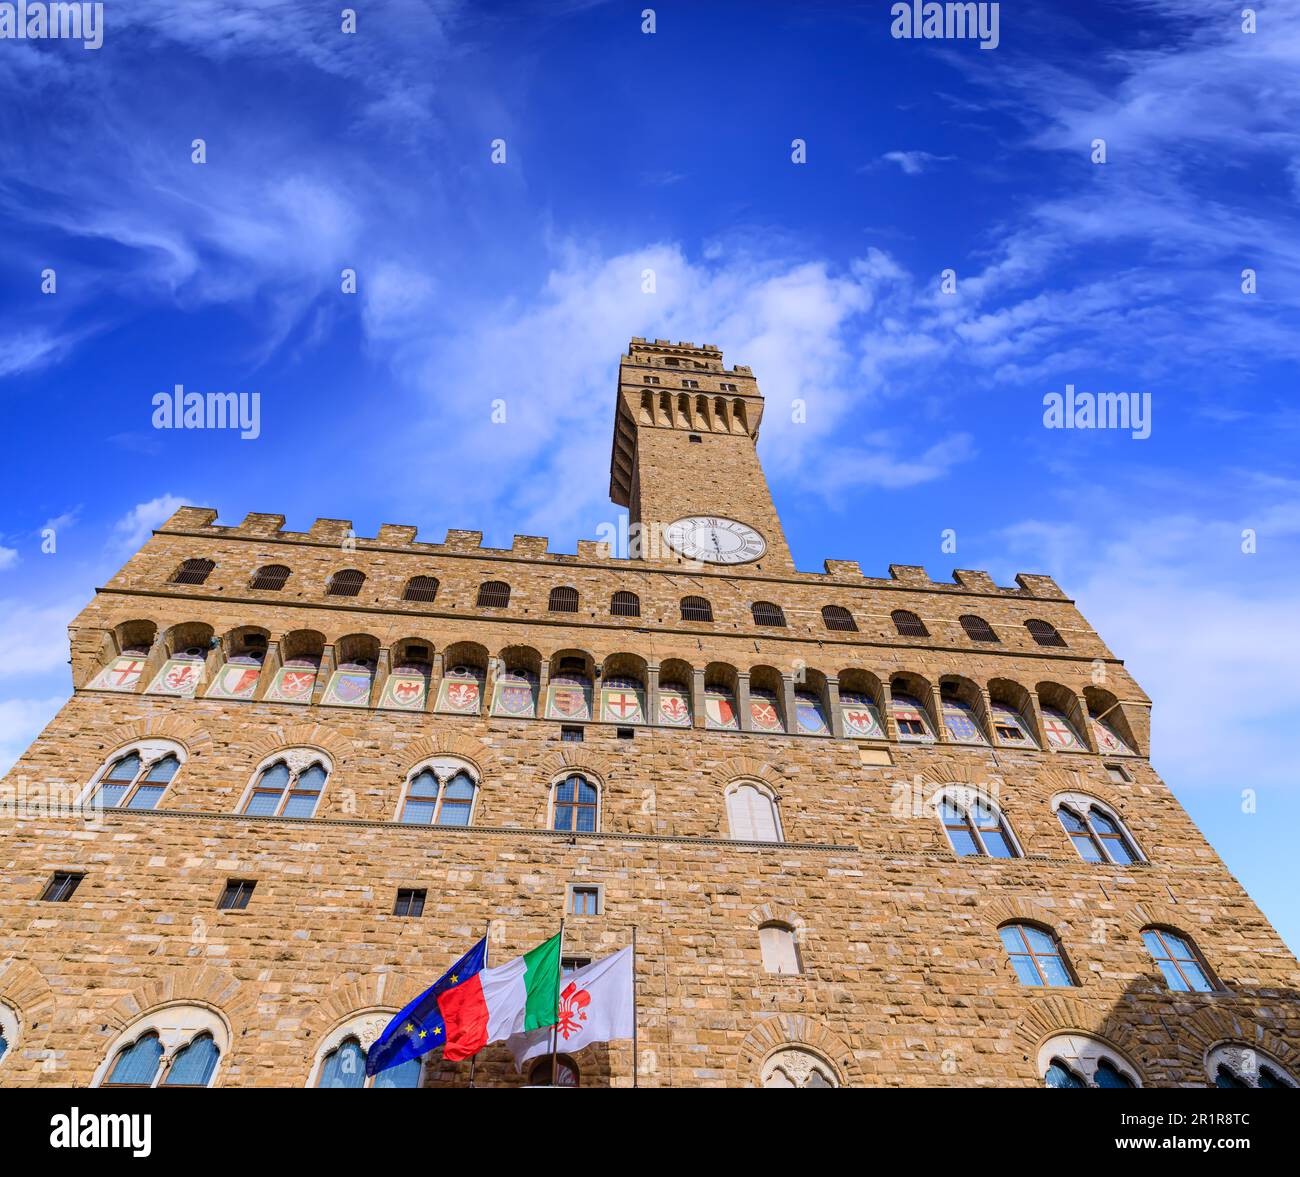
(437, 933, 561, 1061)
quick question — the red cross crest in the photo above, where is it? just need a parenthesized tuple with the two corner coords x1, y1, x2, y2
(108, 659, 143, 686)
(1042, 717, 1075, 746)
(556, 980, 591, 1041)
(604, 690, 640, 719)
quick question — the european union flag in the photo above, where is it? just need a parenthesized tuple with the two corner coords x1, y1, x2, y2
(366, 937, 487, 1076)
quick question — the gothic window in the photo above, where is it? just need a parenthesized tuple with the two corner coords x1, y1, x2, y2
(751, 601, 786, 627)
(548, 586, 579, 613)
(1141, 928, 1217, 993)
(999, 923, 1075, 987)
(1055, 798, 1141, 864)
(610, 590, 641, 617)
(313, 1016, 422, 1089)
(249, 564, 290, 591)
(761, 1048, 837, 1088)
(1039, 1035, 1140, 1088)
(97, 1006, 227, 1088)
(960, 614, 999, 642)
(681, 595, 713, 622)
(726, 782, 782, 842)
(326, 569, 365, 597)
(402, 575, 439, 602)
(1207, 1044, 1296, 1089)
(170, 558, 215, 585)
(0, 1002, 16, 1066)
(1026, 618, 1067, 647)
(891, 609, 929, 637)
(87, 744, 182, 810)
(476, 580, 511, 608)
(821, 605, 857, 632)
(240, 755, 329, 818)
(399, 764, 478, 826)
(759, 923, 801, 975)
(552, 775, 598, 833)
(938, 794, 1019, 858)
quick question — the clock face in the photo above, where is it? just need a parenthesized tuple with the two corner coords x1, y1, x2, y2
(664, 516, 766, 565)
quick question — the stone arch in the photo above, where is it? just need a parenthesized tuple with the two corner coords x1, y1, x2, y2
(981, 895, 1064, 931)
(400, 732, 500, 780)
(244, 722, 353, 769)
(95, 714, 214, 759)
(714, 755, 787, 795)
(0, 959, 56, 1034)
(1037, 765, 1130, 814)
(1012, 995, 1144, 1066)
(536, 747, 614, 790)
(735, 1014, 862, 1088)
(1121, 899, 1208, 936)
(102, 966, 254, 1036)
(300, 972, 430, 1048)
(1179, 1007, 1300, 1083)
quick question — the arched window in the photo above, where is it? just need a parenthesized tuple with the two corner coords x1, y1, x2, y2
(170, 558, 215, 585)
(999, 923, 1075, 987)
(1039, 1035, 1140, 1088)
(402, 575, 439, 603)
(527, 1055, 579, 1087)
(610, 590, 641, 617)
(399, 765, 478, 826)
(476, 580, 511, 608)
(1055, 798, 1141, 864)
(312, 1016, 423, 1088)
(751, 601, 786, 627)
(241, 756, 329, 818)
(326, 569, 365, 597)
(1207, 1044, 1297, 1089)
(761, 1047, 837, 1087)
(548, 586, 579, 613)
(1141, 928, 1216, 993)
(249, 564, 290, 591)
(0, 1002, 17, 1066)
(97, 1006, 227, 1088)
(960, 614, 999, 642)
(1025, 618, 1067, 647)
(758, 923, 801, 975)
(821, 605, 857, 632)
(726, 782, 782, 842)
(938, 794, 1018, 858)
(161, 1034, 220, 1087)
(552, 775, 598, 833)
(681, 595, 713, 622)
(85, 741, 184, 811)
(103, 1032, 165, 1086)
(891, 609, 929, 637)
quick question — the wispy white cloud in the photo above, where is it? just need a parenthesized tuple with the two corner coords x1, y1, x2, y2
(111, 494, 188, 554)
(877, 150, 954, 175)
(0, 546, 17, 572)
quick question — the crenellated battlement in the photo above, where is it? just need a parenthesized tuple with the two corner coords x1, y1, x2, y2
(155, 506, 1067, 599)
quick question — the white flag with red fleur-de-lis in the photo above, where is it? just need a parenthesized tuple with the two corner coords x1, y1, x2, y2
(508, 946, 634, 1070)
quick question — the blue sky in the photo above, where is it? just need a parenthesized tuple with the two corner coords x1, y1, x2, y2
(1, 1, 1298, 951)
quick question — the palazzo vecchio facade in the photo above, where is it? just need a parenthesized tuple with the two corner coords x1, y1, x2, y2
(1, 338, 1297, 1089)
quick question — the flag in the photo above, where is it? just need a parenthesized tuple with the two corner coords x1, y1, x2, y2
(366, 937, 487, 1076)
(366, 932, 562, 1075)
(439, 932, 562, 1061)
(508, 946, 635, 1070)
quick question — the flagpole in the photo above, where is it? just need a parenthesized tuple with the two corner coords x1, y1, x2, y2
(467, 923, 489, 1088)
(632, 925, 639, 1089)
(550, 919, 565, 1087)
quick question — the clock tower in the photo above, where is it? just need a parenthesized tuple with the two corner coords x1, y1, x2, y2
(608, 338, 796, 572)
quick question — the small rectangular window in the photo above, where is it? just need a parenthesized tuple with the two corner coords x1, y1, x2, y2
(682, 379, 699, 389)
(569, 885, 601, 916)
(394, 888, 426, 917)
(41, 871, 83, 902)
(720, 382, 737, 391)
(560, 726, 584, 743)
(688, 434, 703, 443)
(1106, 764, 1131, 783)
(617, 727, 634, 740)
(995, 724, 1021, 741)
(898, 718, 925, 736)
(218, 879, 256, 910)
(642, 375, 660, 384)
(561, 956, 591, 975)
